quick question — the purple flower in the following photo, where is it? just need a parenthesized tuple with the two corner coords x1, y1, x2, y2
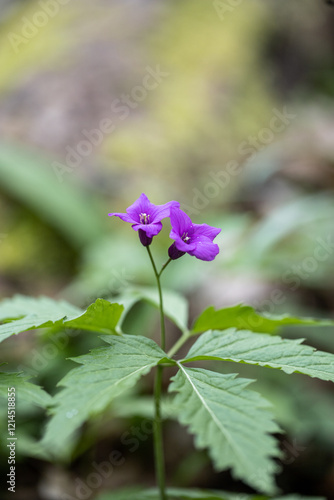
(108, 193, 180, 246)
(168, 208, 221, 261)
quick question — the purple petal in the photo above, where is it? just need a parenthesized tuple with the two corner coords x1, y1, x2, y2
(192, 223, 221, 241)
(169, 208, 193, 237)
(173, 236, 196, 252)
(132, 221, 163, 238)
(126, 193, 152, 222)
(188, 237, 220, 261)
(108, 212, 134, 223)
(150, 200, 180, 223)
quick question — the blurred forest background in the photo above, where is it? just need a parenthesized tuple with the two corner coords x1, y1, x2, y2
(0, 0, 334, 499)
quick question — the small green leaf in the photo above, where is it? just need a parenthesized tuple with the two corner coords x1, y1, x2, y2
(169, 366, 281, 494)
(40, 335, 167, 459)
(183, 329, 334, 383)
(0, 296, 123, 343)
(192, 304, 334, 335)
(64, 299, 123, 335)
(0, 372, 52, 408)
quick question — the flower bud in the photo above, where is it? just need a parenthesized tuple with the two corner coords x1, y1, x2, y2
(139, 229, 152, 246)
(168, 242, 185, 260)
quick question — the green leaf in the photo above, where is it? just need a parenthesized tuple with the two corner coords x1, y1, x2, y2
(192, 304, 334, 335)
(183, 329, 334, 383)
(96, 489, 324, 500)
(0, 296, 123, 343)
(40, 335, 167, 459)
(118, 287, 189, 332)
(64, 299, 123, 335)
(0, 372, 52, 408)
(169, 365, 281, 494)
(0, 294, 81, 322)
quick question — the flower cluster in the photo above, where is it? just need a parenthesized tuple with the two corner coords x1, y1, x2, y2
(109, 193, 221, 262)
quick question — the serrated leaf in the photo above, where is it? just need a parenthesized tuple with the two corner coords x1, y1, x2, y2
(0, 372, 52, 408)
(117, 287, 189, 332)
(40, 335, 167, 459)
(169, 366, 280, 495)
(183, 329, 334, 383)
(192, 304, 334, 335)
(0, 295, 123, 343)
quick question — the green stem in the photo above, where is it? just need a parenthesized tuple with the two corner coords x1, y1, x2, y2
(158, 258, 172, 277)
(154, 365, 166, 500)
(146, 246, 167, 500)
(146, 246, 166, 350)
(167, 331, 191, 358)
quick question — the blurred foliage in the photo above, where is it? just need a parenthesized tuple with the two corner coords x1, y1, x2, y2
(0, 0, 334, 498)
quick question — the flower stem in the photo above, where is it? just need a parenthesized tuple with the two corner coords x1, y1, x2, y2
(167, 331, 191, 358)
(158, 258, 172, 277)
(154, 365, 166, 500)
(146, 246, 167, 500)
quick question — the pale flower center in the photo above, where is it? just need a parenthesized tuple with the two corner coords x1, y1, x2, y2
(182, 232, 191, 243)
(140, 213, 150, 224)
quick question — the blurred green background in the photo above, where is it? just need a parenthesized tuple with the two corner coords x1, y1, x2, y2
(0, 0, 334, 499)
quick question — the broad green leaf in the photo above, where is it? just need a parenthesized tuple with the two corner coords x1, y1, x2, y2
(0, 294, 81, 322)
(118, 287, 189, 332)
(169, 366, 281, 494)
(0, 296, 123, 343)
(40, 335, 167, 459)
(97, 490, 323, 500)
(0, 295, 81, 343)
(183, 329, 334, 383)
(192, 304, 334, 335)
(0, 372, 52, 408)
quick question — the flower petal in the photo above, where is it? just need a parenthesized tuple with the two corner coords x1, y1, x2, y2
(192, 223, 221, 241)
(169, 208, 193, 237)
(173, 236, 196, 252)
(126, 193, 152, 222)
(188, 236, 220, 261)
(108, 212, 134, 223)
(150, 200, 180, 223)
(132, 221, 163, 237)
